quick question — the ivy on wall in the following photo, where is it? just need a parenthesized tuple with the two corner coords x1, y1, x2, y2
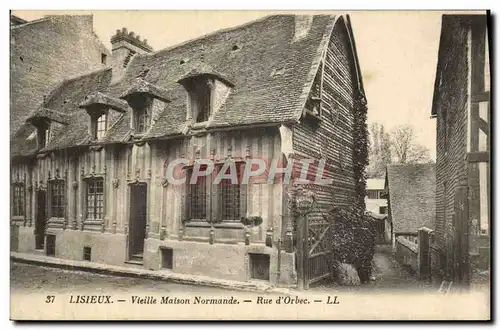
(352, 92, 369, 209)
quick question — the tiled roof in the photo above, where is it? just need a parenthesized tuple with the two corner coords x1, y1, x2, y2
(12, 15, 336, 157)
(386, 163, 436, 233)
(11, 68, 113, 157)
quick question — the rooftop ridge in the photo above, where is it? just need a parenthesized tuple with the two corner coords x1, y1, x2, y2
(136, 14, 287, 59)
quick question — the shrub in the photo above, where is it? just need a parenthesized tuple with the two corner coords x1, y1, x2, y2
(326, 205, 376, 283)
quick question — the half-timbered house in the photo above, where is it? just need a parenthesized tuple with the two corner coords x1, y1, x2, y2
(10, 14, 367, 286)
(430, 14, 490, 286)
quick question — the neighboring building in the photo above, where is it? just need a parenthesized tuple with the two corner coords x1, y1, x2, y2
(366, 178, 387, 214)
(10, 15, 367, 286)
(430, 14, 490, 286)
(385, 163, 436, 246)
(365, 178, 389, 244)
(10, 14, 111, 137)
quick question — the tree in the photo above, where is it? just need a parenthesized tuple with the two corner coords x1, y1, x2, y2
(390, 124, 432, 165)
(366, 123, 432, 178)
(366, 123, 392, 178)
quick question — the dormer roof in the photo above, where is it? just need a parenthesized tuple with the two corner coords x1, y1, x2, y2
(120, 78, 171, 103)
(177, 62, 235, 88)
(26, 106, 71, 125)
(79, 91, 132, 112)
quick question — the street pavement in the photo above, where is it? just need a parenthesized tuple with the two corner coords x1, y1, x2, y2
(10, 262, 232, 294)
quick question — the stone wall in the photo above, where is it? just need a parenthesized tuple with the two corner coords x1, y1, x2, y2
(395, 236, 418, 274)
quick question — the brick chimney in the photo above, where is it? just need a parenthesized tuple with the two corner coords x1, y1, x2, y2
(292, 15, 313, 43)
(110, 27, 153, 83)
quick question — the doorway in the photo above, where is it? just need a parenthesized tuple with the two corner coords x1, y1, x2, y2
(35, 189, 47, 250)
(128, 183, 147, 263)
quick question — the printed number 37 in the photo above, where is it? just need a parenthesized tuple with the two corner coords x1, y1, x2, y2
(45, 296, 55, 303)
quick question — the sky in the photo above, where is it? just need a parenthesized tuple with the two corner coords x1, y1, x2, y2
(12, 10, 453, 160)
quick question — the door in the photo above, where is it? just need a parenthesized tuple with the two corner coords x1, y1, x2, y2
(35, 190, 47, 250)
(128, 183, 147, 262)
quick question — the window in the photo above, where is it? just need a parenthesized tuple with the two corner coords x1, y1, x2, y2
(367, 190, 379, 199)
(12, 183, 25, 217)
(185, 162, 246, 222)
(305, 64, 322, 118)
(160, 248, 173, 269)
(101, 53, 107, 65)
(95, 113, 107, 139)
(38, 123, 50, 148)
(219, 163, 245, 222)
(249, 253, 270, 281)
(86, 178, 104, 220)
(83, 246, 92, 261)
(188, 166, 208, 220)
(50, 179, 65, 218)
(379, 206, 387, 215)
(44, 127, 50, 146)
(134, 103, 150, 134)
(190, 79, 212, 123)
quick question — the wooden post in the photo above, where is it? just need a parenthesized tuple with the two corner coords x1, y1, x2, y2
(418, 227, 432, 282)
(303, 214, 310, 290)
(296, 214, 306, 290)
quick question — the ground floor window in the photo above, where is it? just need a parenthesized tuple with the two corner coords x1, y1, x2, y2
(86, 177, 104, 220)
(49, 179, 66, 218)
(186, 162, 247, 222)
(12, 183, 25, 217)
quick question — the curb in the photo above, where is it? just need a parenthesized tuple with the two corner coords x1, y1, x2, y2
(11, 254, 295, 295)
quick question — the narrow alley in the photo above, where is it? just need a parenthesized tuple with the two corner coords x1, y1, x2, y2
(313, 245, 435, 293)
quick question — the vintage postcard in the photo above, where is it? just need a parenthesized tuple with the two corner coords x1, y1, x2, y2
(9, 10, 491, 321)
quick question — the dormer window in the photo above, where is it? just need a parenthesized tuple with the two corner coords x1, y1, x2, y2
(134, 100, 151, 133)
(177, 66, 234, 125)
(79, 91, 131, 140)
(97, 113, 107, 138)
(90, 111, 108, 140)
(26, 106, 71, 150)
(37, 121, 50, 149)
(304, 62, 323, 121)
(191, 78, 213, 123)
(118, 79, 171, 136)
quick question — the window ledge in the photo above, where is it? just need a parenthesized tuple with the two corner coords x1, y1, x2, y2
(11, 216, 25, 220)
(83, 219, 104, 224)
(191, 122, 209, 130)
(132, 133, 146, 139)
(48, 217, 66, 223)
(185, 221, 244, 229)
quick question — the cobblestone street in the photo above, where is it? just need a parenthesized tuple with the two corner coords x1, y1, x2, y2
(311, 245, 436, 293)
(10, 262, 232, 294)
(11, 245, 436, 295)
(366, 245, 435, 291)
